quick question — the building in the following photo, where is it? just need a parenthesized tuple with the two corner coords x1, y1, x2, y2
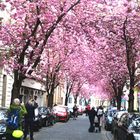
(0, 69, 14, 107)
(21, 78, 46, 106)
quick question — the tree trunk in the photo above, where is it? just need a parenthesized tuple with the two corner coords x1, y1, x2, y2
(128, 76, 135, 112)
(65, 95, 68, 106)
(11, 83, 20, 104)
(74, 95, 78, 104)
(116, 87, 123, 110)
(47, 94, 54, 108)
(116, 95, 121, 110)
(128, 88, 134, 112)
(11, 70, 25, 104)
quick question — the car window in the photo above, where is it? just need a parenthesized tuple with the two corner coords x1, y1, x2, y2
(0, 110, 7, 120)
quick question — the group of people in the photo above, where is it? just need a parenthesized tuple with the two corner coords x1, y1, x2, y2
(86, 105, 104, 132)
(6, 97, 38, 140)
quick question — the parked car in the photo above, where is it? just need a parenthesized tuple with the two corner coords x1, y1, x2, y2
(113, 112, 140, 140)
(0, 107, 8, 139)
(38, 106, 56, 127)
(111, 110, 127, 133)
(104, 107, 117, 131)
(52, 105, 70, 122)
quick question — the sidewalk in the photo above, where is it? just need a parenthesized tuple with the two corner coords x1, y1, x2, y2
(105, 131, 113, 140)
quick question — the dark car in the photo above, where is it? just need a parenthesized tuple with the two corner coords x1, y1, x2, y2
(38, 106, 56, 127)
(104, 108, 117, 131)
(113, 112, 140, 140)
(0, 107, 8, 139)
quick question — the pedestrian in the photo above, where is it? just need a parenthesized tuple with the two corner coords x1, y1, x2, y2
(6, 98, 27, 140)
(85, 104, 90, 116)
(73, 104, 78, 120)
(23, 98, 38, 140)
(97, 106, 104, 132)
(88, 107, 96, 132)
(94, 114, 100, 132)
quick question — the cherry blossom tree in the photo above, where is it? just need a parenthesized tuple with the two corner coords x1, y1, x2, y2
(74, 0, 140, 111)
(0, 0, 80, 103)
(99, 1, 140, 111)
(1, 0, 140, 110)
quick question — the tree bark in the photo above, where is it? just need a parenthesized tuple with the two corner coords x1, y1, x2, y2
(74, 94, 78, 104)
(123, 18, 135, 112)
(47, 94, 54, 108)
(128, 88, 134, 112)
(65, 95, 68, 106)
(11, 70, 25, 104)
(116, 88, 122, 110)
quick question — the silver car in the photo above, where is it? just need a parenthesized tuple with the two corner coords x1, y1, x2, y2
(0, 107, 8, 139)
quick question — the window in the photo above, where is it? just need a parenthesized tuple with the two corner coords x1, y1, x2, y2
(68, 97, 72, 103)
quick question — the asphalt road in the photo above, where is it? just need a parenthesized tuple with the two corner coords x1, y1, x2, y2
(33, 115, 112, 140)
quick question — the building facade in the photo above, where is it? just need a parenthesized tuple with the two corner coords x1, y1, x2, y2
(0, 69, 14, 107)
(21, 78, 46, 106)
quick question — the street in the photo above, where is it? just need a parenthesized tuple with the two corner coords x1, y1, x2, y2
(34, 115, 112, 140)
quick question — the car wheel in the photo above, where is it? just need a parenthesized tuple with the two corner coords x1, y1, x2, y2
(43, 120, 48, 127)
(105, 125, 108, 130)
(45, 119, 49, 126)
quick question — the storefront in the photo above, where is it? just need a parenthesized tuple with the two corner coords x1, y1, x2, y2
(21, 78, 46, 106)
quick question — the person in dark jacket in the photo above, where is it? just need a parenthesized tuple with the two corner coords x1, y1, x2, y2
(23, 99, 38, 140)
(88, 107, 97, 132)
(73, 104, 78, 120)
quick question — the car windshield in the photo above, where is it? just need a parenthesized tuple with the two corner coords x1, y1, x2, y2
(54, 106, 66, 112)
(38, 107, 48, 113)
(107, 109, 117, 117)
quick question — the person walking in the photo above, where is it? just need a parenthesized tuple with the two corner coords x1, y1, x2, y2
(23, 99, 38, 140)
(97, 106, 104, 132)
(88, 107, 96, 132)
(6, 98, 27, 140)
(73, 104, 78, 120)
(85, 104, 90, 116)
